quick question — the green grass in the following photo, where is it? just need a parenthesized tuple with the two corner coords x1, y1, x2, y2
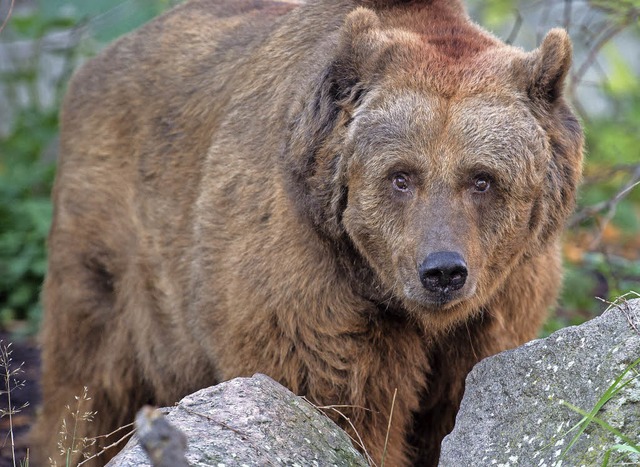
(557, 293, 640, 466)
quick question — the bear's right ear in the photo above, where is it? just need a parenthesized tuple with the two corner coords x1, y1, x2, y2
(516, 29, 573, 106)
(326, 7, 385, 112)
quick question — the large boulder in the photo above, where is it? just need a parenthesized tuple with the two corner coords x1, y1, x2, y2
(108, 373, 366, 466)
(440, 298, 640, 466)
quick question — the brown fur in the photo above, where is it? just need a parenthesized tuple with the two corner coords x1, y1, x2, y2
(32, 0, 583, 465)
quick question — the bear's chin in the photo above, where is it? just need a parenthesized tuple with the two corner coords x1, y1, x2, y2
(398, 285, 482, 331)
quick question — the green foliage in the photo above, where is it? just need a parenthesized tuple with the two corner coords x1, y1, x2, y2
(549, 253, 640, 335)
(0, 4, 73, 332)
(560, 48, 640, 328)
(476, 0, 516, 31)
(0, 104, 58, 333)
(8, 13, 77, 39)
(37, 0, 178, 43)
(0, 108, 56, 331)
(0, 1, 176, 333)
(558, 349, 640, 466)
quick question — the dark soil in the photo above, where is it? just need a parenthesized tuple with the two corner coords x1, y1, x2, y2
(0, 332, 41, 467)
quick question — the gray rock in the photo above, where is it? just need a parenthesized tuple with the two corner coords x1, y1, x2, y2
(108, 373, 366, 466)
(440, 298, 640, 467)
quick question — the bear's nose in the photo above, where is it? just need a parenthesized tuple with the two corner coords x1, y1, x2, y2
(419, 251, 468, 293)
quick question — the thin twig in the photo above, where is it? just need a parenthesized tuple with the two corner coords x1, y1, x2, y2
(597, 292, 640, 337)
(324, 406, 376, 467)
(505, 11, 523, 45)
(180, 406, 250, 439)
(0, 342, 22, 467)
(0, 0, 14, 34)
(380, 388, 397, 467)
(570, 9, 639, 94)
(618, 296, 640, 338)
(537, 0, 553, 45)
(179, 406, 277, 466)
(304, 397, 377, 465)
(76, 429, 134, 466)
(569, 164, 640, 230)
(313, 403, 372, 412)
(563, 0, 572, 31)
(91, 421, 135, 440)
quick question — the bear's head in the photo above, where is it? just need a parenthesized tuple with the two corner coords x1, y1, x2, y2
(286, 5, 583, 331)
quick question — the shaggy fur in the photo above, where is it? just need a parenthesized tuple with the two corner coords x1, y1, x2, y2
(33, 0, 583, 465)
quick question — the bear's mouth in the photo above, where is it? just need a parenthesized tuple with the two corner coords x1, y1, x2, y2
(401, 278, 477, 311)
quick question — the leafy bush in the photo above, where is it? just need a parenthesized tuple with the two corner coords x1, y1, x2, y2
(0, 107, 57, 332)
(0, 3, 86, 332)
(0, 1, 177, 333)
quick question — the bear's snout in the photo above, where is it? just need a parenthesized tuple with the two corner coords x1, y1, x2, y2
(418, 251, 468, 295)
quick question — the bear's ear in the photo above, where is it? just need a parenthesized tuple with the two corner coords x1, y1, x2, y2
(283, 9, 387, 239)
(328, 7, 385, 110)
(521, 29, 573, 105)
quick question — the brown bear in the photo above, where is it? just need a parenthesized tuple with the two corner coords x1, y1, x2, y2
(32, 0, 583, 465)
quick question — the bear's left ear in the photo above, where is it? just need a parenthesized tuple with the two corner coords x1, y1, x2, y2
(522, 29, 573, 105)
(283, 8, 388, 239)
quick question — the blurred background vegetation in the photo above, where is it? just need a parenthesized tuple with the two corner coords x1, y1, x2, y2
(0, 0, 638, 337)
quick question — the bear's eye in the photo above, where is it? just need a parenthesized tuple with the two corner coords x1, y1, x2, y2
(392, 173, 410, 192)
(473, 174, 492, 193)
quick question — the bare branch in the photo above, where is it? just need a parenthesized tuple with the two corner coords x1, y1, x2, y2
(570, 8, 640, 94)
(76, 430, 134, 466)
(569, 165, 640, 245)
(563, 0, 573, 31)
(506, 11, 523, 45)
(0, 0, 14, 34)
